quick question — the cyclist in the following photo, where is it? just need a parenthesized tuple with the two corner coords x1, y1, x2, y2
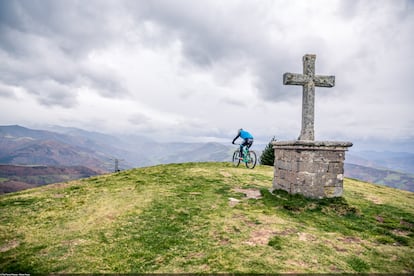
(232, 128, 254, 159)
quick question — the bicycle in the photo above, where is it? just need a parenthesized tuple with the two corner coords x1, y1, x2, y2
(232, 144, 257, 169)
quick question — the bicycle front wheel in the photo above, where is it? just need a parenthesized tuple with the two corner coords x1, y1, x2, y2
(232, 150, 241, 167)
(245, 150, 257, 169)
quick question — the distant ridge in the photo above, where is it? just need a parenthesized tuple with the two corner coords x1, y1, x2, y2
(0, 164, 99, 194)
(345, 163, 414, 192)
(0, 125, 112, 172)
(1, 125, 414, 193)
(0, 125, 233, 170)
(347, 150, 414, 175)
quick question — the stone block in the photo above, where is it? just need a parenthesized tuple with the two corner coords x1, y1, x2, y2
(279, 160, 291, 171)
(298, 161, 311, 171)
(272, 140, 352, 199)
(288, 171, 298, 184)
(280, 170, 286, 180)
(328, 162, 344, 174)
(274, 167, 280, 178)
(273, 178, 290, 192)
(324, 186, 343, 197)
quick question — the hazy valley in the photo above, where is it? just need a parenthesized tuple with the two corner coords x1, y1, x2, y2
(1, 125, 413, 193)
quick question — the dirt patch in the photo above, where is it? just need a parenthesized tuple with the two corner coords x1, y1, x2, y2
(220, 238, 230, 245)
(61, 239, 86, 247)
(0, 240, 20, 252)
(297, 232, 317, 242)
(327, 240, 348, 252)
(392, 229, 411, 236)
(364, 195, 383, 204)
(333, 244, 348, 252)
(228, 197, 241, 207)
(106, 213, 117, 221)
(285, 259, 308, 270)
(337, 236, 361, 244)
(220, 171, 232, 177)
(187, 252, 205, 259)
(233, 188, 262, 199)
(274, 228, 298, 236)
(244, 229, 275, 246)
(375, 215, 384, 223)
(189, 168, 210, 174)
(228, 188, 262, 207)
(400, 220, 413, 228)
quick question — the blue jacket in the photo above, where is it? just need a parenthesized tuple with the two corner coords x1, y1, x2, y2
(232, 129, 253, 144)
(240, 130, 253, 139)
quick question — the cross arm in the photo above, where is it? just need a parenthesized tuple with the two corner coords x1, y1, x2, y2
(314, 75, 335, 87)
(283, 73, 309, 85)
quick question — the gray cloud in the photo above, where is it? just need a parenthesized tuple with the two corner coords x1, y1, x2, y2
(128, 112, 152, 126)
(0, 0, 119, 55)
(221, 97, 246, 107)
(124, 0, 414, 106)
(123, 1, 337, 102)
(0, 0, 127, 107)
(0, 85, 16, 99)
(27, 78, 77, 107)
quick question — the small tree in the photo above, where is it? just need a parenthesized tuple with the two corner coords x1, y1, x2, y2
(260, 136, 276, 166)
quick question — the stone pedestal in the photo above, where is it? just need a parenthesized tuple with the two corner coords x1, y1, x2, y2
(272, 140, 352, 199)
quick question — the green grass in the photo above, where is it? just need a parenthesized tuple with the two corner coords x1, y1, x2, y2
(0, 162, 413, 273)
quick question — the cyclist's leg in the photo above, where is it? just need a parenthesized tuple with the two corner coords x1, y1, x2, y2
(246, 139, 253, 149)
(240, 139, 247, 158)
(245, 139, 252, 159)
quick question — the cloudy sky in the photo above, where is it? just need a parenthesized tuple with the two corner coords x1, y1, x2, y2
(0, 0, 413, 149)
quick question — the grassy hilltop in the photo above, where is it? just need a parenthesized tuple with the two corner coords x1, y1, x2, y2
(0, 162, 413, 273)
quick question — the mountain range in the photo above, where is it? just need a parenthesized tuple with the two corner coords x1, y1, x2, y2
(0, 125, 234, 193)
(0, 164, 99, 194)
(346, 150, 414, 175)
(0, 125, 413, 193)
(0, 125, 234, 170)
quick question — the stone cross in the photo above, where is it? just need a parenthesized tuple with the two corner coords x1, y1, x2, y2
(283, 54, 335, 140)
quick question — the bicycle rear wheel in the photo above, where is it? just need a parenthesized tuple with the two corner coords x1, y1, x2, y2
(245, 150, 257, 169)
(232, 150, 241, 167)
